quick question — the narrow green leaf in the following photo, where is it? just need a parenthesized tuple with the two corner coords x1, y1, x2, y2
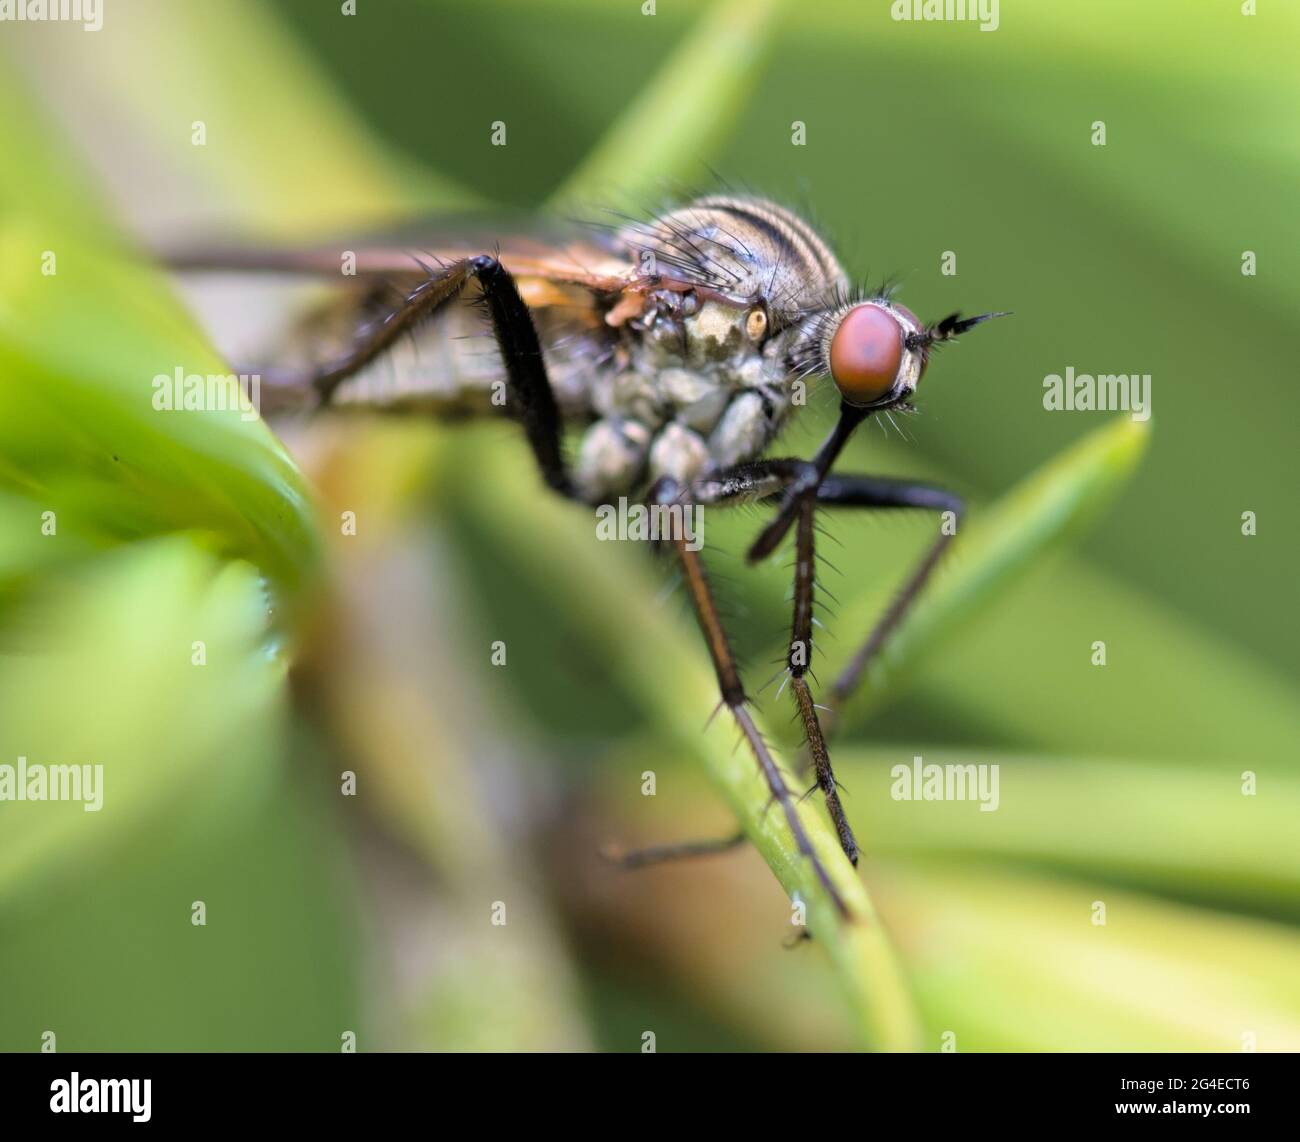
(0, 220, 322, 620)
(0, 540, 360, 1049)
(888, 864, 1300, 1051)
(896, 554, 1300, 768)
(0, 540, 282, 899)
(549, 0, 784, 210)
(0, 67, 322, 620)
(835, 748, 1300, 917)
(4, 0, 473, 234)
(829, 417, 1151, 729)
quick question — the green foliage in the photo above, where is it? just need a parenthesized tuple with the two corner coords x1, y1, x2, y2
(0, 0, 1293, 1052)
(0, 67, 321, 621)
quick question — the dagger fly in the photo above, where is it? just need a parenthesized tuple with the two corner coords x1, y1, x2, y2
(177, 194, 1007, 914)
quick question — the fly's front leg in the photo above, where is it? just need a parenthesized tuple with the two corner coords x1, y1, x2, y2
(814, 475, 963, 724)
(783, 490, 860, 864)
(278, 255, 574, 497)
(738, 464, 860, 864)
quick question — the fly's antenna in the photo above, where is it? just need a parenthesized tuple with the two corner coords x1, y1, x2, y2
(906, 310, 1012, 352)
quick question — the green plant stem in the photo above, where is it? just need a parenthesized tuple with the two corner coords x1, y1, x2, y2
(449, 436, 921, 1050)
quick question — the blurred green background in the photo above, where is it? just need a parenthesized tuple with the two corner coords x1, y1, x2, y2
(0, 0, 1296, 1051)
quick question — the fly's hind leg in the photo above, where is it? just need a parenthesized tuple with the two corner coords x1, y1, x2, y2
(271, 255, 574, 497)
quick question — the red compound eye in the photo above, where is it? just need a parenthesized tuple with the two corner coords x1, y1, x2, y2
(829, 304, 905, 406)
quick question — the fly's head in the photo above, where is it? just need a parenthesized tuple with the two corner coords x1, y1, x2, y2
(797, 297, 1010, 412)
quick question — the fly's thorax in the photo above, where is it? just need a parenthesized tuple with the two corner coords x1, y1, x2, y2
(575, 292, 805, 502)
(615, 195, 849, 319)
(577, 194, 853, 501)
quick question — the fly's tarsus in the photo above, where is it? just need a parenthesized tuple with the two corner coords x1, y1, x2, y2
(602, 831, 747, 870)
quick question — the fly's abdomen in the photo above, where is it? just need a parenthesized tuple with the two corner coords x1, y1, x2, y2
(327, 291, 503, 415)
(288, 277, 611, 421)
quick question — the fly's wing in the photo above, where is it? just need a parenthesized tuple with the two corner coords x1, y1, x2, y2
(165, 216, 635, 417)
(166, 214, 634, 292)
